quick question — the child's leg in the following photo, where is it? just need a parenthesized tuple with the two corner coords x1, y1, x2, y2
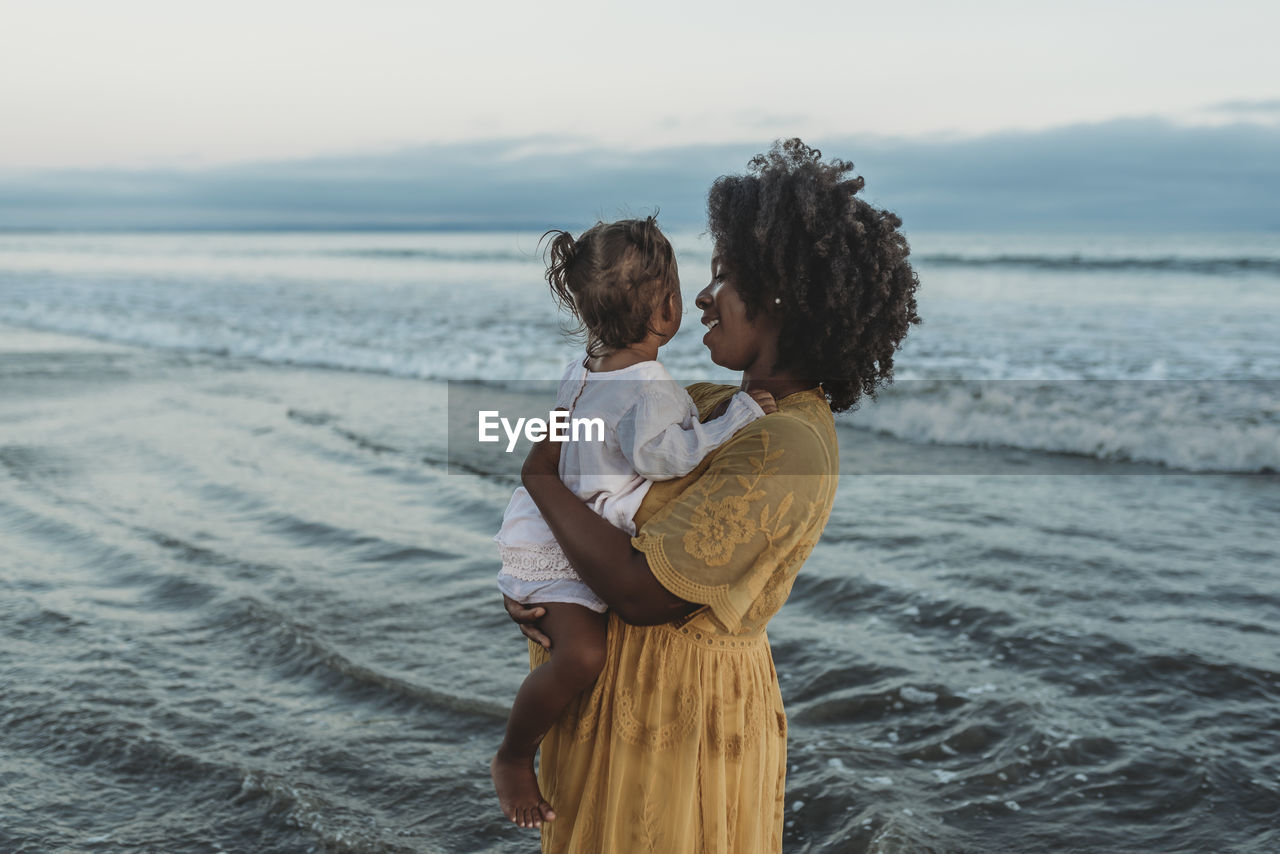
(500, 602, 607, 753)
(491, 602, 607, 829)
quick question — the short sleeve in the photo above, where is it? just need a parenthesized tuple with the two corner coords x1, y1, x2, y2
(630, 414, 835, 633)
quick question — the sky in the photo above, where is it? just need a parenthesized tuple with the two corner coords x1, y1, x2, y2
(4, 120, 1277, 231)
(2, 0, 1279, 171)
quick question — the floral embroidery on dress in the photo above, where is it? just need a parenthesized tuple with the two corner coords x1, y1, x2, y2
(638, 780, 665, 851)
(683, 495, 754, 565)
(740, 529, 818, 627)
(616, 683, 700, 750)
(680, 430, 796, 567)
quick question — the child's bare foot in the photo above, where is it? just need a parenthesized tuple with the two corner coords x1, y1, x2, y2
(491, 750, 556, 829)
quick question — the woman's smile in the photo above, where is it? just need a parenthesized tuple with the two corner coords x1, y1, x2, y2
(701, 316, 720, 343)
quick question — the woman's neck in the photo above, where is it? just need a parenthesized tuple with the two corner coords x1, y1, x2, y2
(740, 369, 817, 402)
(736, 323, 816, 400)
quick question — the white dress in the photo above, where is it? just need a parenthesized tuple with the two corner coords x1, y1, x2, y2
(495, 358, 766, 612)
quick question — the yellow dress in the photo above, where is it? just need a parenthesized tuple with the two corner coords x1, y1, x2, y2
(531, 383, 839, 853)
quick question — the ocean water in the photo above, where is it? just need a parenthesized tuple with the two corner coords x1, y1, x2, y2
(1, 231, 1278, 853)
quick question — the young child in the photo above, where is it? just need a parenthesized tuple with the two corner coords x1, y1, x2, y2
(490, 217, 776, 829)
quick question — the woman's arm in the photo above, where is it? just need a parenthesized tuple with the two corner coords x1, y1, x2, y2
(520, 434, 699, 626)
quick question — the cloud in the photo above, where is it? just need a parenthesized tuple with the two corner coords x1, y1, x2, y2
(1, 118, 1277, 231)
(1210, 98, 1280, 114)
(844, 118, 1280, 230)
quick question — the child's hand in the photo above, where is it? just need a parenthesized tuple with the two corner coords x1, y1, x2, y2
(748, 389, 778, 415)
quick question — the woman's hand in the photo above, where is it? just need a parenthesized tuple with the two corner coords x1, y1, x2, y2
(520, 407, 566, 485)
(503, 594, 551, 649)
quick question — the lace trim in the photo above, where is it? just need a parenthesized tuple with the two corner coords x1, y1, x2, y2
(499, 542, 578, 581)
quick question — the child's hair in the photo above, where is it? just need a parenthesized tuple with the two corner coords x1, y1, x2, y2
(542, 216, 679, 358)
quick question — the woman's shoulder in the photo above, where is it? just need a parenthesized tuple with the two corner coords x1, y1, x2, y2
(718, 387, 836, 472)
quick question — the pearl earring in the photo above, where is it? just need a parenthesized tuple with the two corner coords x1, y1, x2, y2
(774, 297, 782, 305)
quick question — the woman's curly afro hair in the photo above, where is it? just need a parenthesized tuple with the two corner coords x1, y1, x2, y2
(707, 138, 921, 412)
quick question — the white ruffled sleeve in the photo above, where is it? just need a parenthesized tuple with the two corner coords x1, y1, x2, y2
(616, 388, 765, 480)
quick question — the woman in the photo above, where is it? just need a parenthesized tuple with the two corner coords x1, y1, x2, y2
(507, 138, 921, 852)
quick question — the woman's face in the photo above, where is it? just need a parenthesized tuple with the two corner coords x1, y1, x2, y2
(695, 253, 780, 372)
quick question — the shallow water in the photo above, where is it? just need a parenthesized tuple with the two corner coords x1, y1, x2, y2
(2, 230, 1279, 852)
(2, 327, 1277, 853)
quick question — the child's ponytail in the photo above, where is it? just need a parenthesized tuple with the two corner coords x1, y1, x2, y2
(542, 230, 579, 318)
